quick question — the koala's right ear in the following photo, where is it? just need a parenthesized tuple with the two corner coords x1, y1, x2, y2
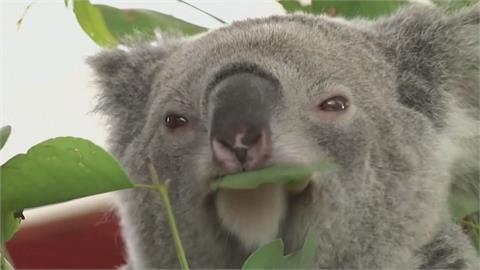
(88, 41, 180, 151)
(373, 4, 479, 128)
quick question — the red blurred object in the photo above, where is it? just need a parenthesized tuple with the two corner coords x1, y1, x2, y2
(6, 210, 126, 269)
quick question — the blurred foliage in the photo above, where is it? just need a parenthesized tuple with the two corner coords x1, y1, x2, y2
(460, 212, 480, 251)
(0, 126, 11, 151)
(433, 0, 479, 10)
(242, 228, 317, 269)
(0, 137, 133, 212)
(65, 0, 206, 47)
(278, 0, 408, 18)
(449, 166, 480, 252)
(0, 131, 134, 269)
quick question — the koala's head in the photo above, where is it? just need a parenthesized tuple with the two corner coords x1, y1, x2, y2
(89, 4, 479, 257)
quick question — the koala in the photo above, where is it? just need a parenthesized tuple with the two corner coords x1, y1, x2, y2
(88, 3, 479, 269)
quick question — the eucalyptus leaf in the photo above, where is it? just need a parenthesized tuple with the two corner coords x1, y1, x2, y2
(460, 212, 480, 252)
(1, 211, 20, 244)
(96, 4, 207, 39)
(243, 239, 284, 269)
(1, 248, 14, 270)
(433, 0, 479, 10)
(0, 137, 133, 213)
(278, 0, 407, 18)
(71, 0, 118, 47)
(69, 0, 207, 48)
(0, 126, 11, 151)
(277, 0, 313, 13)
(1, 211, 20, 270)
(449, 170, 479, 221)
(242, 228, 318, 269)
(210, 162, 335, 191)
(449, 188, 479, 221)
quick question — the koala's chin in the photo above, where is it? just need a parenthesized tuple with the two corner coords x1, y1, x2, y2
(215, 183, 287, 250)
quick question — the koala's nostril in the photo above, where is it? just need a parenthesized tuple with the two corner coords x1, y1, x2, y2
(217, 139, 231, 149)
(243, 129, 262, 146)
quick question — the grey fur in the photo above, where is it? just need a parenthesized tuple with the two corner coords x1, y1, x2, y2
(88, 4, 479, 269)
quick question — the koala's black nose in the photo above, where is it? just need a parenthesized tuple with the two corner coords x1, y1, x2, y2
(209, 72, 278, 171)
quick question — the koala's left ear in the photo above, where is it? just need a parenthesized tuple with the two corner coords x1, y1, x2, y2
(88, 37, 183, 153)
(374, 4, 479, 128)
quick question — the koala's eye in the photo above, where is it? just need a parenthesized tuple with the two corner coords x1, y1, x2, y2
(318, 96, 349, 111)
(165, 114, 188, 129)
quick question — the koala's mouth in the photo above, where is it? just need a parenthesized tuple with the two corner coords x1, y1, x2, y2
(209, 164, 314, 191)
(210, 165, 316, 250)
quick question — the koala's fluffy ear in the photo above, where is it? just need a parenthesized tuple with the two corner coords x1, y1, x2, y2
(375, 4, 479, 128)
(88, 41, 180, 152)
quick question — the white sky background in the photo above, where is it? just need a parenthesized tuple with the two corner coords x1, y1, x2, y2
(0, 0, 284, 224)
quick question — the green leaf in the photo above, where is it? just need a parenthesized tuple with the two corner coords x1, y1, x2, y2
(16, 2, 35, 31)
(1, 256, 14, 270)
(1, 245, 15, 270)
(0, 137, 133, 213)
(72, 0, 118, 47)
(1, 211, 20, 270)
(460, 212, 480, 252)
(97, 4, 207, 39)
(282, 228, 318, 269)
(210, 162, 335, 191)
(279, 0, 408, 18)
(243, 239, 284, 269)
(0, 126, 11, 151)
(1, 211, 20, 244)
(433, 0, 479, 10)
(449, 188, 479, 221)
(448, 170, 479, 221)
(242, 228, 318, 269)
(69, 0, 207, 48)
(277, 0, 313, 13)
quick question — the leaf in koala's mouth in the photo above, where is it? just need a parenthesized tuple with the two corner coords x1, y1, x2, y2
(210, 162, 335, 191)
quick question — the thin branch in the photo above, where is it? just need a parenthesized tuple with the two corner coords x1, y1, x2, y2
(146, 159, 190, 270)
(16, 1, 37, 31)
(177, 0, 227, 24)
(146, 157, 161, 186)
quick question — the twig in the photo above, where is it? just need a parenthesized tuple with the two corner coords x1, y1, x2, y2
(146, 159, 190, 270)
(0, 245, 14, 270)
(147, 158, 161, 186)
(176, 0, 227, 24)
(16, 1, 37, 31)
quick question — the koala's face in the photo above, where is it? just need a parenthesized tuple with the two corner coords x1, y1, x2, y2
(91, 7, 476, 263)
(128, 17, 438, 250)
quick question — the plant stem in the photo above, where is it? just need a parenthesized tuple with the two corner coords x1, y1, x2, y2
(155, 182, 190, 270)
(147, 160, 161, 186)
(0, 245, 14, 270)
(146, 160, 190, 270)
(176, 0, 227, 24)
(16, 1, 36, 31)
